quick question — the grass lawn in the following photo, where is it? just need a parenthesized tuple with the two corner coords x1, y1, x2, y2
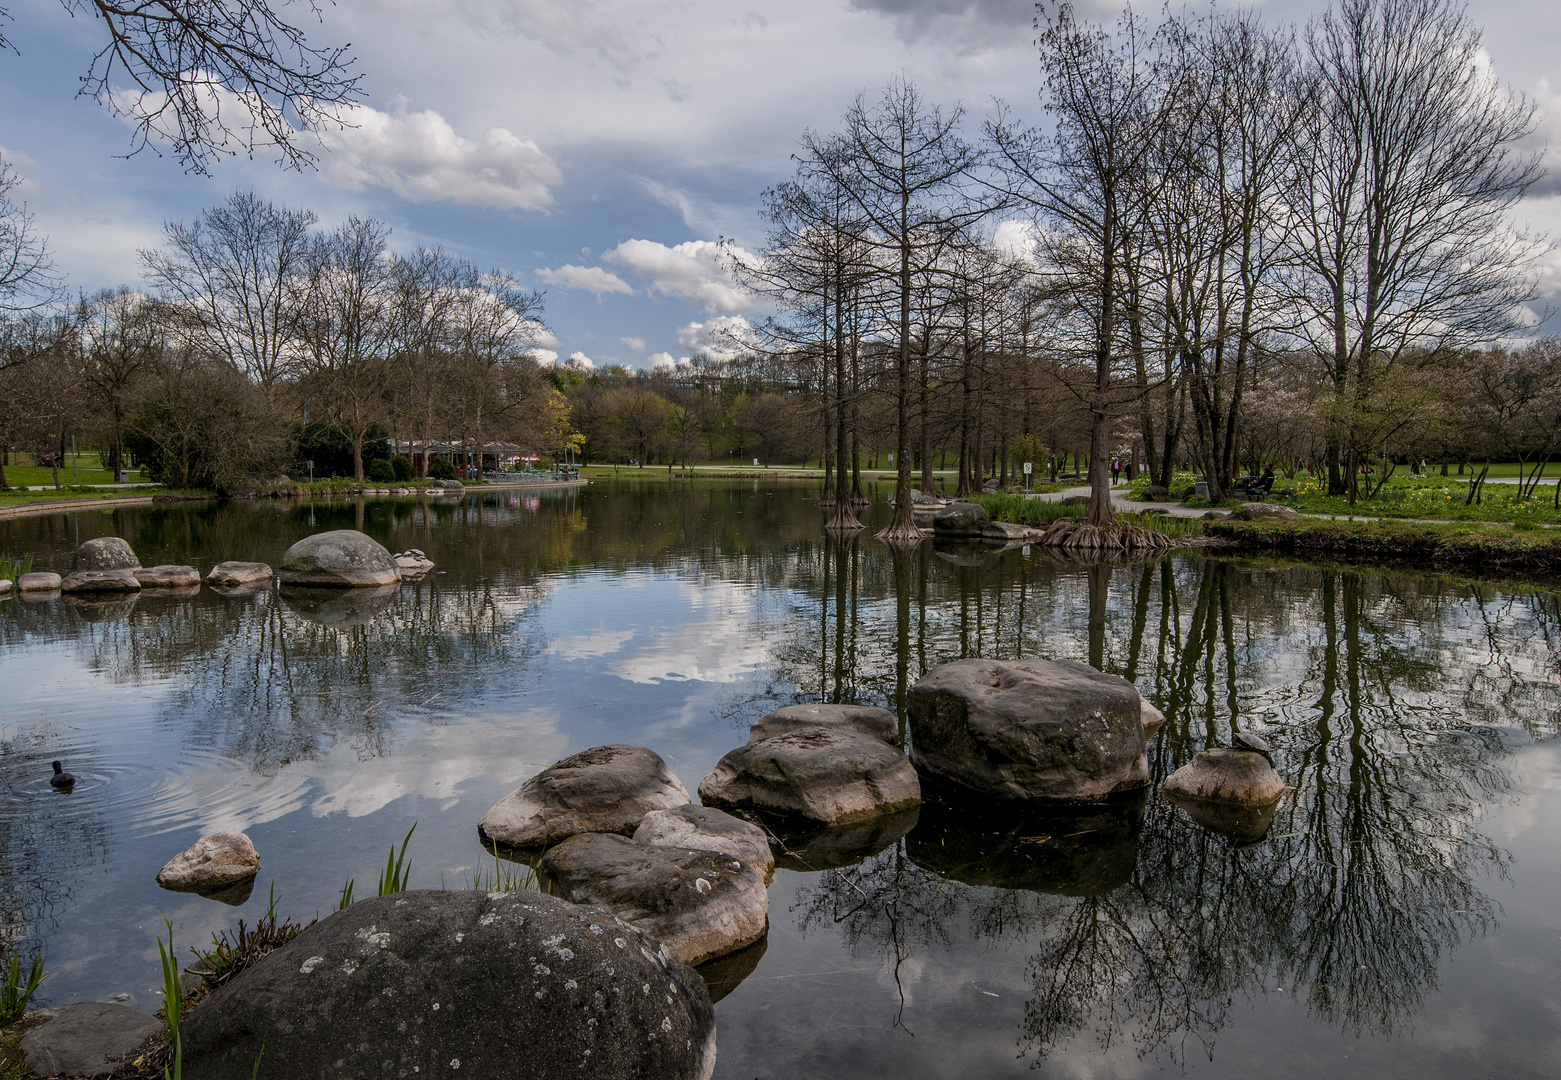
(1, 453, 124, 487)
(1284, 472, 1561, 525)
(0, 487, 146, 509)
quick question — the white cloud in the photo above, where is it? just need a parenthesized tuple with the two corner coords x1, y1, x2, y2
(536, 263, 635, 295)
(991, 218, 1043, 264)
(609, 580, 769, 685)
(549, 626, 638, 659)
(648, 351, 676, 370)
(460, 0, 650, 72)
(621, 335, 646, 352)
(677, 315, 753, 363)
(316, 102, 562, 210)
(567, 351, 596, 371)
(530, 347, 559, 365)
(603, 238, 757, 313)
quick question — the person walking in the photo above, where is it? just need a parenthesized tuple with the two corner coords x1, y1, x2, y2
(1111, 457, 1122, 485)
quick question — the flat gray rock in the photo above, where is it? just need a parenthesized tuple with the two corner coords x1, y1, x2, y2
(205, 562, 272, 588)
(72, 536, 140, 572)
(21, 1002, 162, 1078)
(749, 703, 900, 747)
(541, 833, 768, 967)
(276, 530, 400, 588)
(698, 728, 921, 826)
(180, 891, 716, 1080)
(480, 745, 691, 850)
(1162, 748, 1286, 806)
(1232, 502, 1299, 520)
(907, 657, 1148, 802)
(60, 570, 141, 594)
(635, 805, 775, 883)
(134, 564, 201, 589)
(156, 832, 260, 893)
(982, 520, 1032, 540)
(18, 571, 63, 593)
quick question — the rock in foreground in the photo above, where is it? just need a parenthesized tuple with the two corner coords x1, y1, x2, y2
(181, 891, 716, 1080)
(749, 702, 900, 747)
(156, 832, 260, 894)
(635, 804, 775, 883)
(541, 833, 768, 966)
(480, 745, 691, 850)
(907, 657, 1148, 802)
(698, 728, 920, 826)
(205, 562, 272, 588)
(21, 1002, 162, 1079)
(1161, 748, 1285, 806)
(73, 536, 140, 572)
(276, 530, 400, 588)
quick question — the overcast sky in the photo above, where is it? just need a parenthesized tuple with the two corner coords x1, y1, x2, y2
(2, 0, 1560, 369)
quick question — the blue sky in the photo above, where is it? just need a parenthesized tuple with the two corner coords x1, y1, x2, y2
(3, 0, 1561, 368)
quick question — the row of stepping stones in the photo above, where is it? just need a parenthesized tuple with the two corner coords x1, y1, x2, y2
(469, 658, 1288, 972)
(3, 530, 437, 598)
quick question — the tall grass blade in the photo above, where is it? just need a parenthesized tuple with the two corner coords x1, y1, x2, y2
(158, 916, 183, 1080)
(0, 952, 44, 1024)
(377, 823, 416, 897)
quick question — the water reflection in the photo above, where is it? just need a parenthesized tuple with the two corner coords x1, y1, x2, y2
(0, 484, 1556, 1074)
(777, 546, 1537, 1067)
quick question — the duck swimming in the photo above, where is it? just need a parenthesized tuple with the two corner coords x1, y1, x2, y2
(49, 761, 75, 792)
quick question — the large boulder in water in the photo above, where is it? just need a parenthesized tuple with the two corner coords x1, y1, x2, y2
(72, 536, 139, 572)
(749, 702, 899, 747)
(539, 833, 768, 967)
(480, 745, 691, 850)
(635, 805, 775, 883)
(697, 728, 920, 826)
(907, 657, 1148, 802)
(1162, 748, 1285, 806)
(931, 502, 989, 536)
(277, 530, 400, 588)
(180, 891, 716, 1080)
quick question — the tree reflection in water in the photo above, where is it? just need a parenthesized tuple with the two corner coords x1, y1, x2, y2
(1, 486, 1558, 1052)
(780, 543, 1553, 1066)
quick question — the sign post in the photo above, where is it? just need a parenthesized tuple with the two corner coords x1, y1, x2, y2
(1023, 461, 1032, 494)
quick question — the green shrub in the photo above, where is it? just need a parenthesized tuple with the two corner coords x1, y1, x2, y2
(391, 456, 416, 482)
(367, 459, 395, 483)
(427, 459, 458, 481)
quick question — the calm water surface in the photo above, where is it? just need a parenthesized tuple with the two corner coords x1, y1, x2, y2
(1, 481, 1558, 1078)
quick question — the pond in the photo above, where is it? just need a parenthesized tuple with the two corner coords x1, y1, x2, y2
(1, 480, 1558, 1078)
